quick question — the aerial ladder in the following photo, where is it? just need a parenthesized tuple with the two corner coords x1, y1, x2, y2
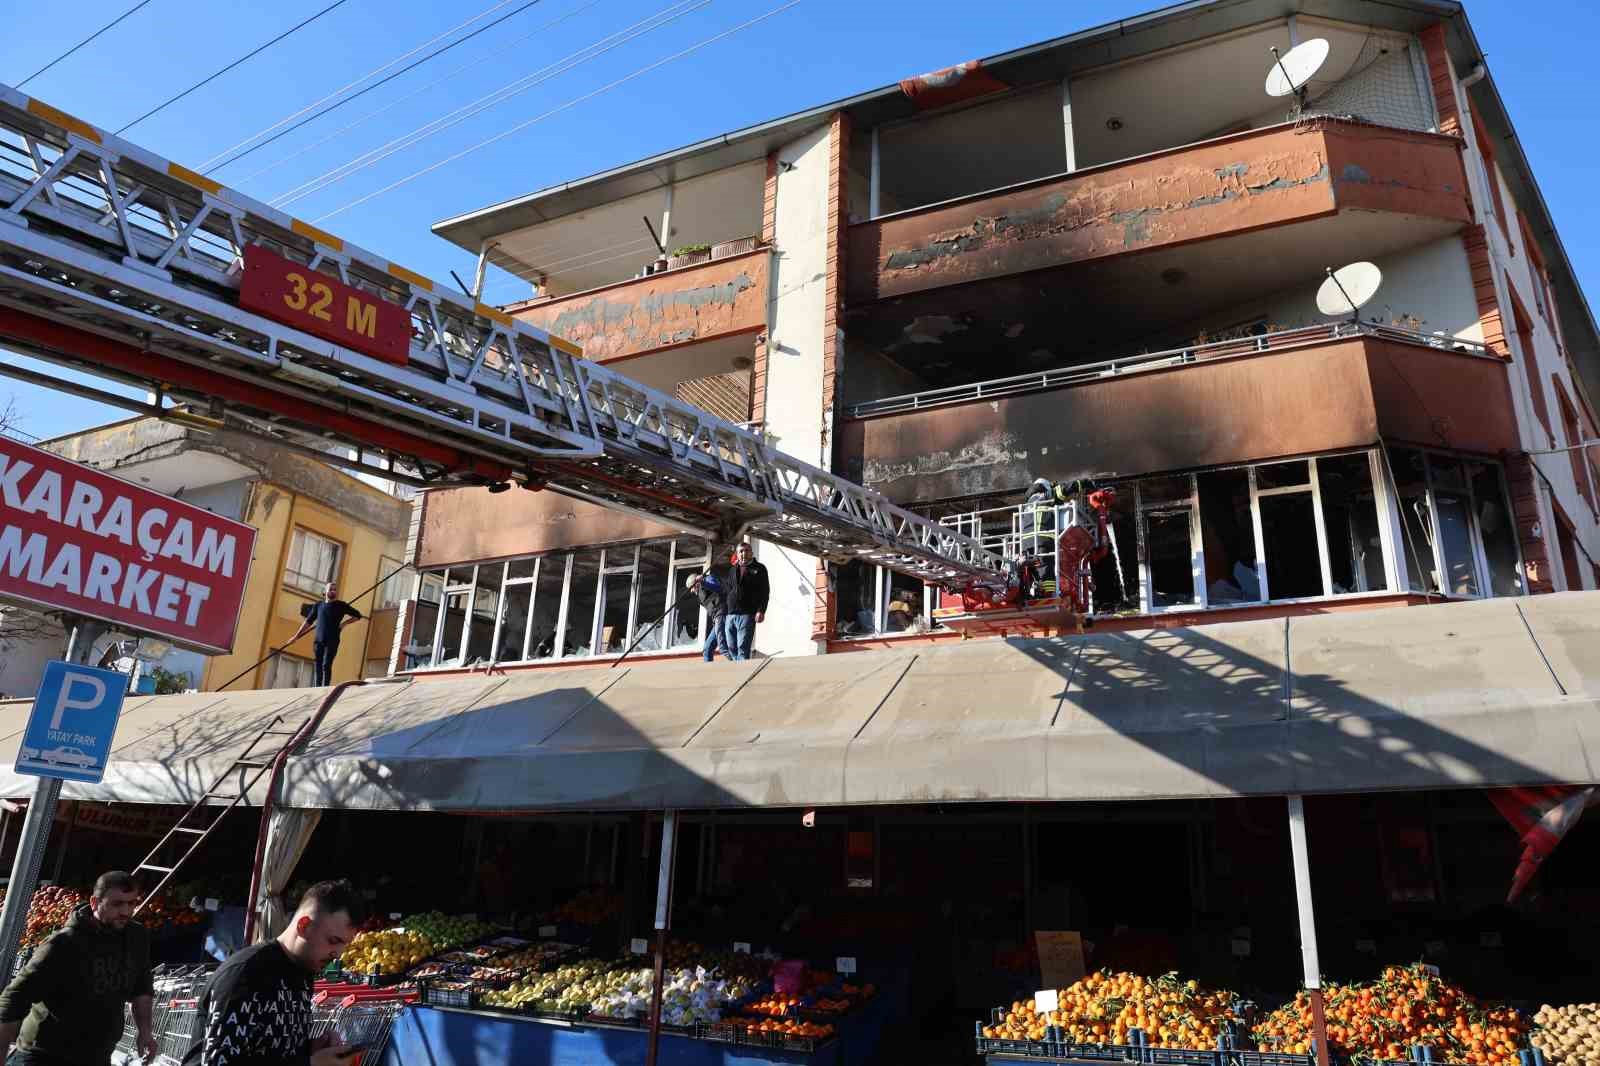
(0, 83, 1005, 588)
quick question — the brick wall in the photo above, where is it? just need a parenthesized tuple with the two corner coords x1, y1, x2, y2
(1418, 23, 1462, 138)
(1505, 454, 1555, 594)
(750, 151, 780, 426)
(813, 113, 851, 641)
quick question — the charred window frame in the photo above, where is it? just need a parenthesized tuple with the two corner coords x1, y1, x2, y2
(1381, 446, 1522, 598)
(410, 536, 711, 668)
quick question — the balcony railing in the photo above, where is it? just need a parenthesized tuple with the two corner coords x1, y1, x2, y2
(845, 322, 1492, 419)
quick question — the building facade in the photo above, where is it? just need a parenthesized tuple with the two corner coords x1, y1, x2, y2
(396, 0, 1600, 676)
(0, 417, 410, 696)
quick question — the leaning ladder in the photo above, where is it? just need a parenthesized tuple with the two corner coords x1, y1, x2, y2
(130, 715, 308, 915)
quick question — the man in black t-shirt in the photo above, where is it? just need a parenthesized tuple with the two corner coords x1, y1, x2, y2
(288, 583, 363, 686)
(187, 880, 364, 1066)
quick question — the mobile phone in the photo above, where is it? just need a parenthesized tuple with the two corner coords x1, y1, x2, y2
(338, 1046, 369, 1059)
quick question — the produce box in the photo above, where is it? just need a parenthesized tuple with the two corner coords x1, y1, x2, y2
(419, 978, 481, 1010)
(697, 1019, 838, 1053)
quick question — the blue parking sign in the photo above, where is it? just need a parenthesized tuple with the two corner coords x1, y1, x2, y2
(15, 661, 128, 784)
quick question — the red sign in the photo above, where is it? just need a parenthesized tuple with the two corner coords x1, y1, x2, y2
(238, 244, 411, 365)
(0, 436, 256, 654)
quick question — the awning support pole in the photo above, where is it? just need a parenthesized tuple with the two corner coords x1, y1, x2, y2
(1288, 795, 1332, 1066)
(645, 809, 679, 1066)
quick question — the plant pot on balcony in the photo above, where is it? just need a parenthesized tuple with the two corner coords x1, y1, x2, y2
(711, 235, 760, 260)
(667, 246, 712, 271)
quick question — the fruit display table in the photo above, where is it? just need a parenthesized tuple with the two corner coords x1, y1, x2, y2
(378, 980, 896, 1066)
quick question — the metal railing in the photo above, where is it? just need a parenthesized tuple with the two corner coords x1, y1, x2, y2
(846, 322, 1493, 419)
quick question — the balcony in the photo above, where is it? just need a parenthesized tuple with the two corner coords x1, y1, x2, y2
(845, 120, 1470, 307)
(834, 324, 1517, 505)
(508, 245, 769, 365)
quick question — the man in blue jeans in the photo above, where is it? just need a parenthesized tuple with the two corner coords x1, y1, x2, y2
(721, 542, 770, 661)
(289, 581, 363, 685)
(685, 560, 730, 661)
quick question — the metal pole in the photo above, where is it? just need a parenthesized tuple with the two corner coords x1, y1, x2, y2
(645, 810, 679, 1066)
(0, 618, 101, 976)
(1287, 795, 1332, 1066)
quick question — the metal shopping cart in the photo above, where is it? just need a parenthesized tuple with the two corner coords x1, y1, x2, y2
(114, 965, 215, 1065)
(310, 985, 418, 1066)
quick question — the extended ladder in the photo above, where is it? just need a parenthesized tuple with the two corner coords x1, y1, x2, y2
(0, 85, 1003, 586)
(129, 714, 307, 914)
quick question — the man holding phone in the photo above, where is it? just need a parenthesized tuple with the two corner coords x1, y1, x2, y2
(186, 880, 365, 1066)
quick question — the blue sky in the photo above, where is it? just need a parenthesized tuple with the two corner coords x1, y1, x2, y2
(2, 0, 1595, 440)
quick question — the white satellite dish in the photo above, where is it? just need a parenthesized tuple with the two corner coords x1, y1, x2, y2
(1316, 262, 1383, 317)
(1265, 38, 1331, 98)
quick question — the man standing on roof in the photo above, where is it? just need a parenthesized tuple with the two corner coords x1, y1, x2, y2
(186, 880, 365, 1066)
(0, 870, 156, 1066)
(288, 582, 363, 687)
(721, 542, 769, 662)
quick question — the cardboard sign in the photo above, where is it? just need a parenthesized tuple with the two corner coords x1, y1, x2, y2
(204, 898, 219, 912)
(1035, 931, 1086, 989)
(239, 244, 412, 366)
(0, 437, 256, 653)
(733, 942, 751, 955)
(835, 957, 857, 975)
(630, 938, 649, 955)
(1035, 990, 1060, 1014)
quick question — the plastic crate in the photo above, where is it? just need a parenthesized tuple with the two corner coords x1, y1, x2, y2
(1232, 1053, 1316, 1066)
(340, 969, 409, 988)
(696, 1021, 835, 1053)
(418, 979, 480, 1010)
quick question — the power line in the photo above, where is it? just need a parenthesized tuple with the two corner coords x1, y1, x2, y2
(18, 0, 157, 88)
(201, 0, 545, 174)
(114, 0, 355, 135)
(315, 0, 803, 222)
(231, 0, 603, 188)
(273, 0, 709, 209)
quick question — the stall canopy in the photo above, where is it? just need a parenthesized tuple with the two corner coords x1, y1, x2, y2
(2, 594, 1596, 812)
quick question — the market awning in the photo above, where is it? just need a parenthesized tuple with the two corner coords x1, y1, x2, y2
(2, 593, 1596, 812)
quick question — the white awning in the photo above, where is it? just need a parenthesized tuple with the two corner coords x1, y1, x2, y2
(2, 593, 1595, 812)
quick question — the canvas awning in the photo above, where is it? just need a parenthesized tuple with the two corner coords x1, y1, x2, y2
(2, 593, 1595, 812)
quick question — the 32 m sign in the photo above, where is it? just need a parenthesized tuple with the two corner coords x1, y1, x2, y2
(239, 244, 411, 365)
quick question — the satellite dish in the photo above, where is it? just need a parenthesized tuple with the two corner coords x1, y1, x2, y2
(1317, 262, 1383, 317)
(1265, 38, 1331, 98)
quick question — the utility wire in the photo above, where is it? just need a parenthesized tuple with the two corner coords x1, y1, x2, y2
(201, 0, 544, 174)
(115, 0, 355, 135)
(273, 0, 708, 208)
(315, 1, 803, 222)
(18, 0, 157, 88)
(231, 0, 602, 188)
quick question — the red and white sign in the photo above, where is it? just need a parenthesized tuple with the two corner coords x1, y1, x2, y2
(238, 243, 412, 366)
(0, 436, 255, 653)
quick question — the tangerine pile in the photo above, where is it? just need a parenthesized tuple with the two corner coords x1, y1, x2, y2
(1252, 965, 1529, 1066)
(743, 992, 808, 1018)
(983, 971, 1248, 1049)
(720, 1017, 835, 1040)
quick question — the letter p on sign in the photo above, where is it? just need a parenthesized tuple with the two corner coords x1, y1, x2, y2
(51, 674, 107, 730)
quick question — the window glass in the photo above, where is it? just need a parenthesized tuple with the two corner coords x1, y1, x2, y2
(1256, 460, 1311, 490)
(1388, 448, 1439, 594)
(267, 654, 314, 689)
(438, 586, 472, 665)
(407, 596, 440, 670)
(562, 552, 601, 657)
(670, 563, 705, 648)
(833, 560, 878, 635)
(506, 557, 538, 581)
(1259, 492, 1323, 599)
(1197, 469, 1260, 604)
(375, 558, 410, 608)
(1428, 455, 1468, 492)
(462, 564, 501, 666)
(884, 571, 926, 633)
(634, 544, 672, 653)
(284, 528, 343, 594)
(598, 572, 633, 655)
(499, 581, 532, 661)
(1470, 462, 1523, 596)
(1433, 493, 1481, 596)
(1317, 455, 1388, 593)
(1140, 475, 1191, 508)
(529, 557, 567, 660)
(1144, 509, 1197, 608)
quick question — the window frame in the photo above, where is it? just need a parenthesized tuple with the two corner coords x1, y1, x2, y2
(283, 526, 346, 596)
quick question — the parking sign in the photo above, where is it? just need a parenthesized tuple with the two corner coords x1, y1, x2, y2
(15, 661, 128, 784)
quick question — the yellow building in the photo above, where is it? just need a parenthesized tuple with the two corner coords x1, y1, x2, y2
(6, 417, 410, 695)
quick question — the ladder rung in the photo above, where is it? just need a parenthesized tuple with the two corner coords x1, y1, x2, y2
(140, 864, 175, 873)
(262, 729, 302, 737)
(173, 826, 206, 835)
(234, 760, 271, 769)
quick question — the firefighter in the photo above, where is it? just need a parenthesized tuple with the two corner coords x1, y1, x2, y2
(1018, 477, 1070, 599)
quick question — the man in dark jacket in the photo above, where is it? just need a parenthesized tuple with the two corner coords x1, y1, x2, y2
(0, 870, 155, 1065)
(685, 558, 731, 661)
(721, 542, 770, 661)
(288, 582, 363, 686)
(187, 880, 364, 1066)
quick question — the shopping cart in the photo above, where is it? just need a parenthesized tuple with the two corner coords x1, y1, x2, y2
(310, 986, 418, 1066)
(154, 996, 205, 1065)
(114, 965, 215, 1065)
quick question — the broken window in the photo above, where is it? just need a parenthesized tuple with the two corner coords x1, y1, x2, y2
(528, 556, 568, 660)
(1317, 453, 1388, 593)
(1140, 476, 1198, 609)
(1387, 448, 1441, 594)
(463, 564, 500, 666)
(1469, 462, 1523, 596)
(1197, 468, 1260, 605)
(1090, 488, 1139, 614)
(562, 551, 601, 657)
(597, 546, 637, 656)
(498, 579, 532, 662)
(1258, 490, 1323, 599)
